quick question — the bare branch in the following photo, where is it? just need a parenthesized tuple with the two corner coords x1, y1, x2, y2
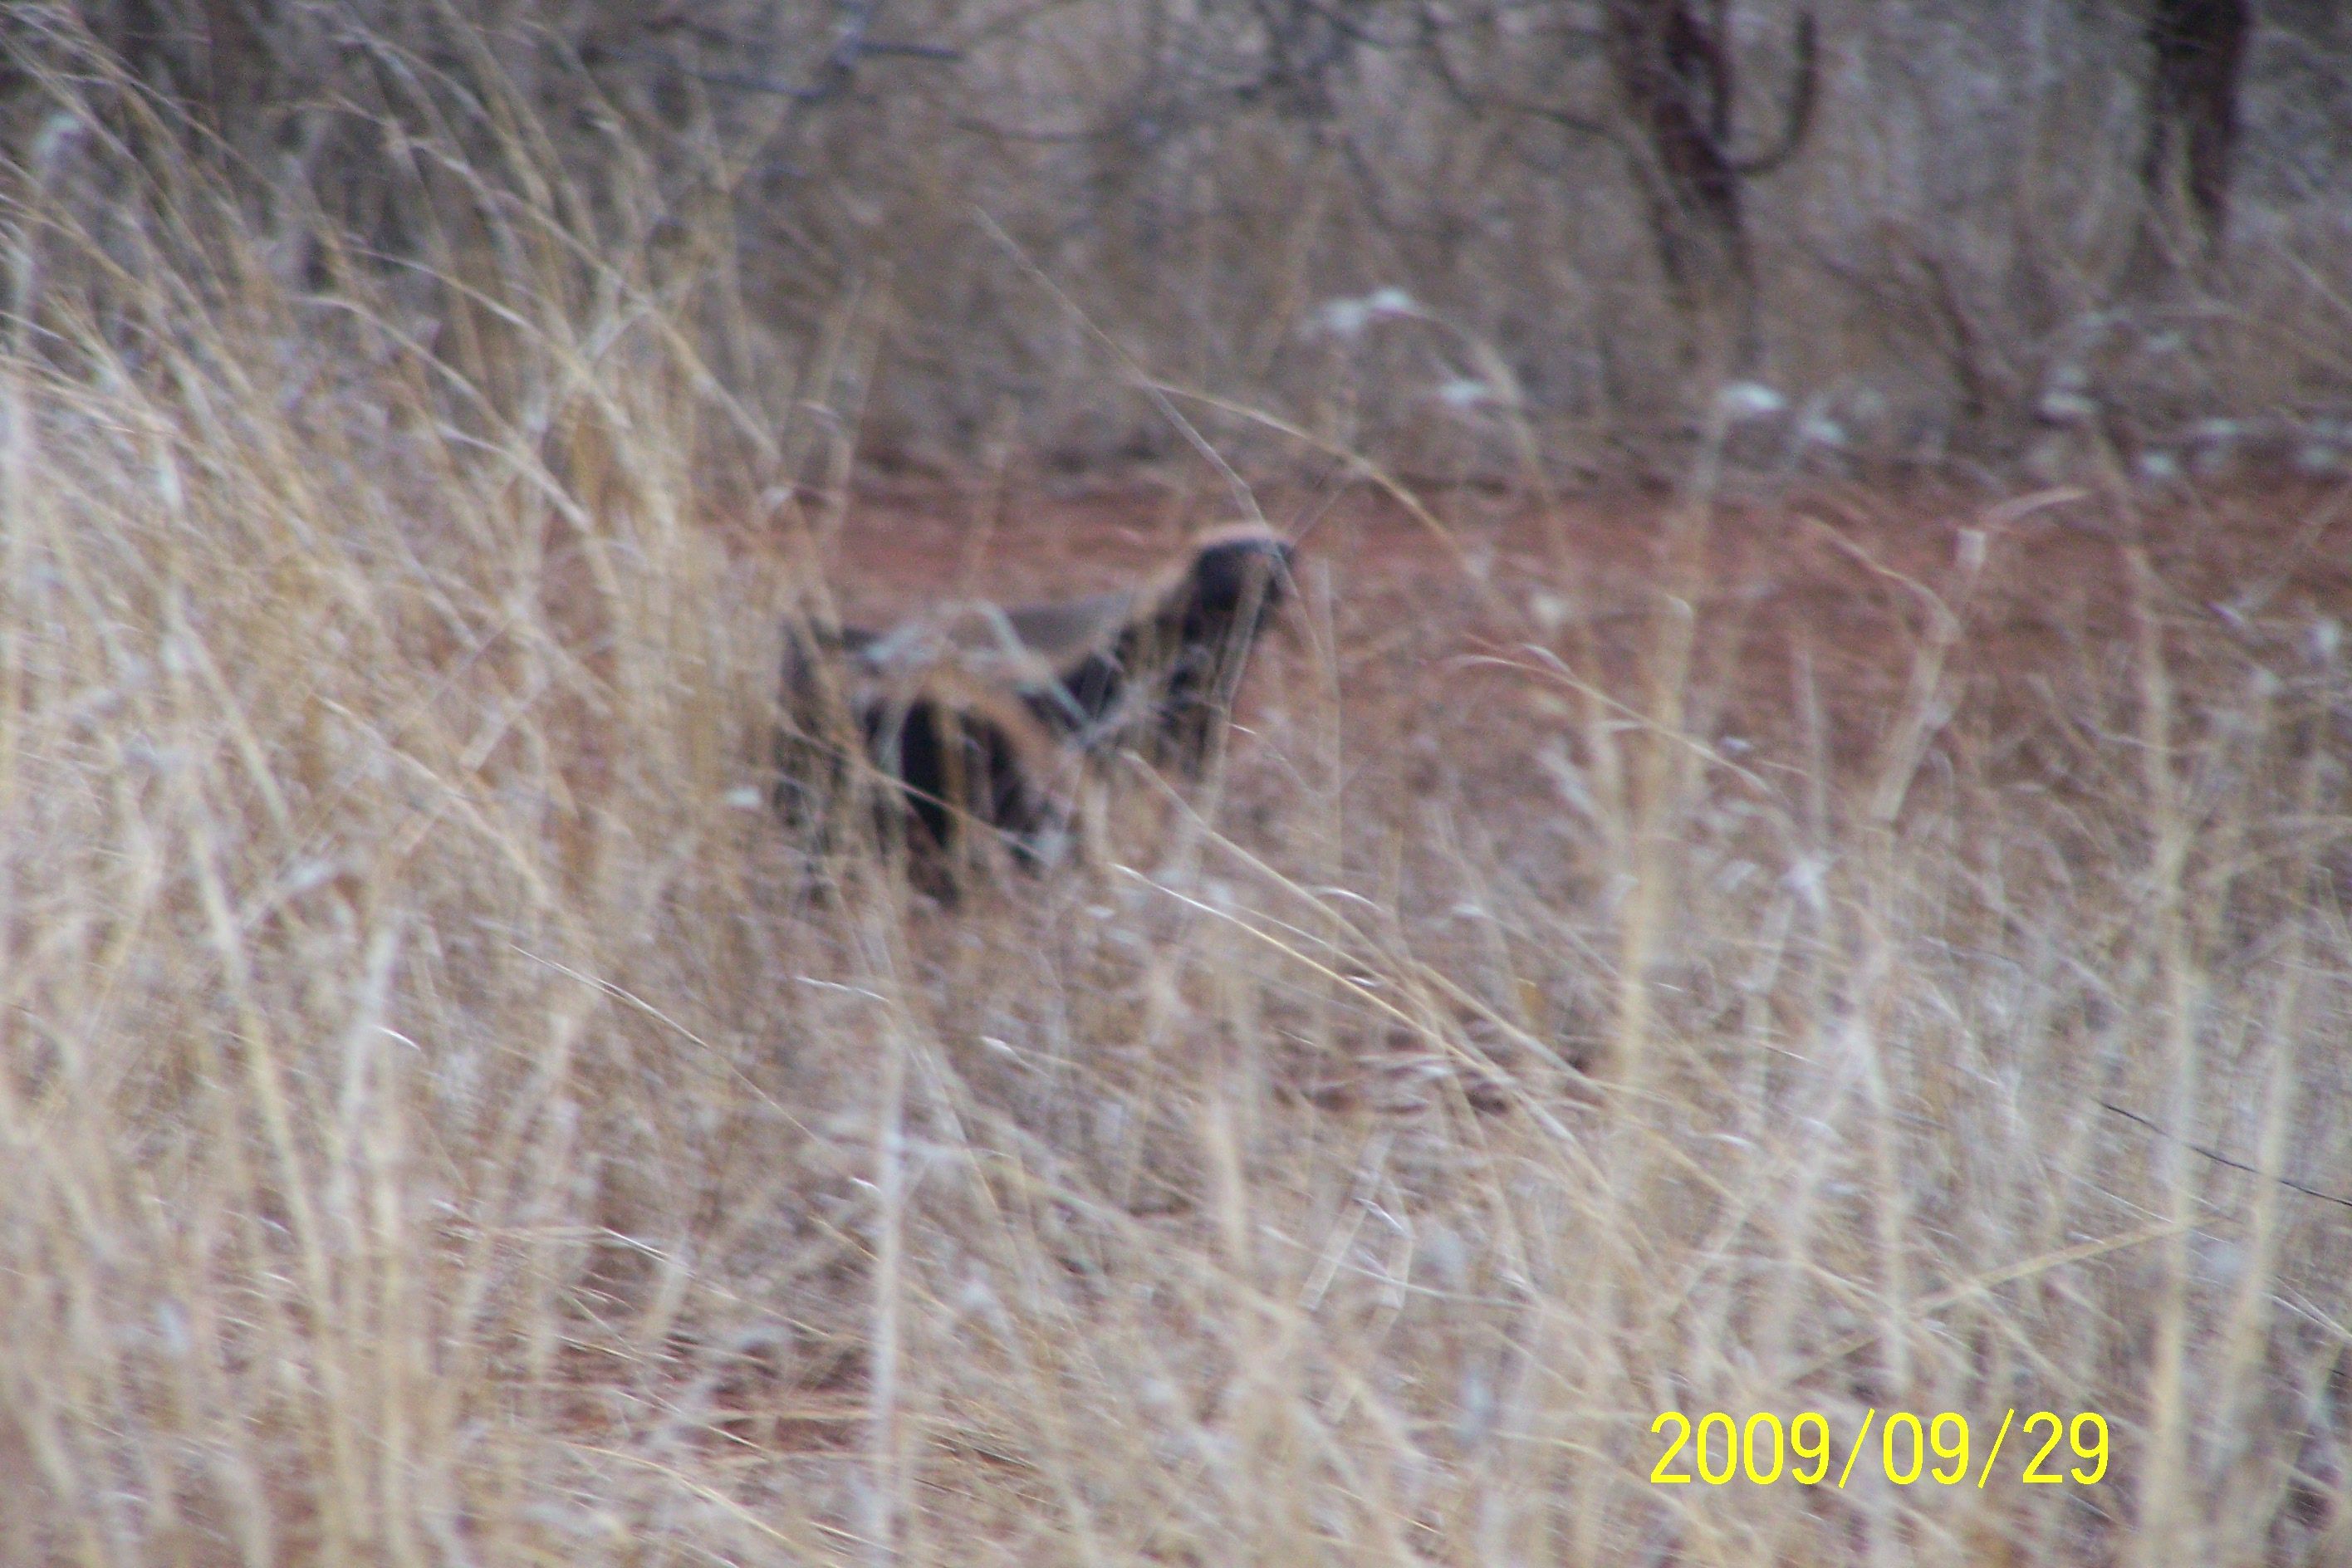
(1727, 10, 1816, 177)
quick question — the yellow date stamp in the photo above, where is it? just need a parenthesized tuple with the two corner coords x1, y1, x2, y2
(1649, 1409, 2109, 1488)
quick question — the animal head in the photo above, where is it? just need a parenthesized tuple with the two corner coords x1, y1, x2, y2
(1000, 523, 1295, 767)
(1172, 525, 1296, 642)
(1100, 522, 1295, 771)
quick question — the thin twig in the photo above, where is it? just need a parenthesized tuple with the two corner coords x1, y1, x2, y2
(2099, 1100, 2352, 1213)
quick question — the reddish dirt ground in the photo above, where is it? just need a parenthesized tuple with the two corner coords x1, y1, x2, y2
(763, 472, 2352, 782)
(725, 468, 2352, 1090)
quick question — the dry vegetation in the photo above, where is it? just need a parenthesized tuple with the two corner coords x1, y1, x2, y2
(8, 1, 2350, 466)
(2, 8, 2351, 1568)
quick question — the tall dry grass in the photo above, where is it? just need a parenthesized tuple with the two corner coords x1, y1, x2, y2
(2, 23, 2350, 1568)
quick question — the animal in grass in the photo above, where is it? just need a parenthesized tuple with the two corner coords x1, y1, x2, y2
(773, 522, 1296, 877)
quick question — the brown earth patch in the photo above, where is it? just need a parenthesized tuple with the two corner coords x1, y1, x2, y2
(742, 472, 2352, 845)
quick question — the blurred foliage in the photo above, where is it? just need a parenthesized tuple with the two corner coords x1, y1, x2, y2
(4, 0, 2349, 468)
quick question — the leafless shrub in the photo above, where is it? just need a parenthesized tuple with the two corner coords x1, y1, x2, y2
(9, 2, 2345, 467)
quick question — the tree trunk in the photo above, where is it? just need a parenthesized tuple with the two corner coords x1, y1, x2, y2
(1603, 0, 1755, 365)
(2142, 0, 2252, 259)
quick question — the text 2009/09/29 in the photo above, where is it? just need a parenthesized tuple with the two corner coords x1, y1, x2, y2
(1649, 1409, 2109, 1489)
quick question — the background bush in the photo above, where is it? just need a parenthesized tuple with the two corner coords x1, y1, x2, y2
(8, 0, 2349, 471)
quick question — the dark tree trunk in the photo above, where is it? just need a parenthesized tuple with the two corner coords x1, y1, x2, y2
(1601, 0, 1815, 373)
(2142, 0, 2252, 257)
(1604, 0, 1752, 351)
